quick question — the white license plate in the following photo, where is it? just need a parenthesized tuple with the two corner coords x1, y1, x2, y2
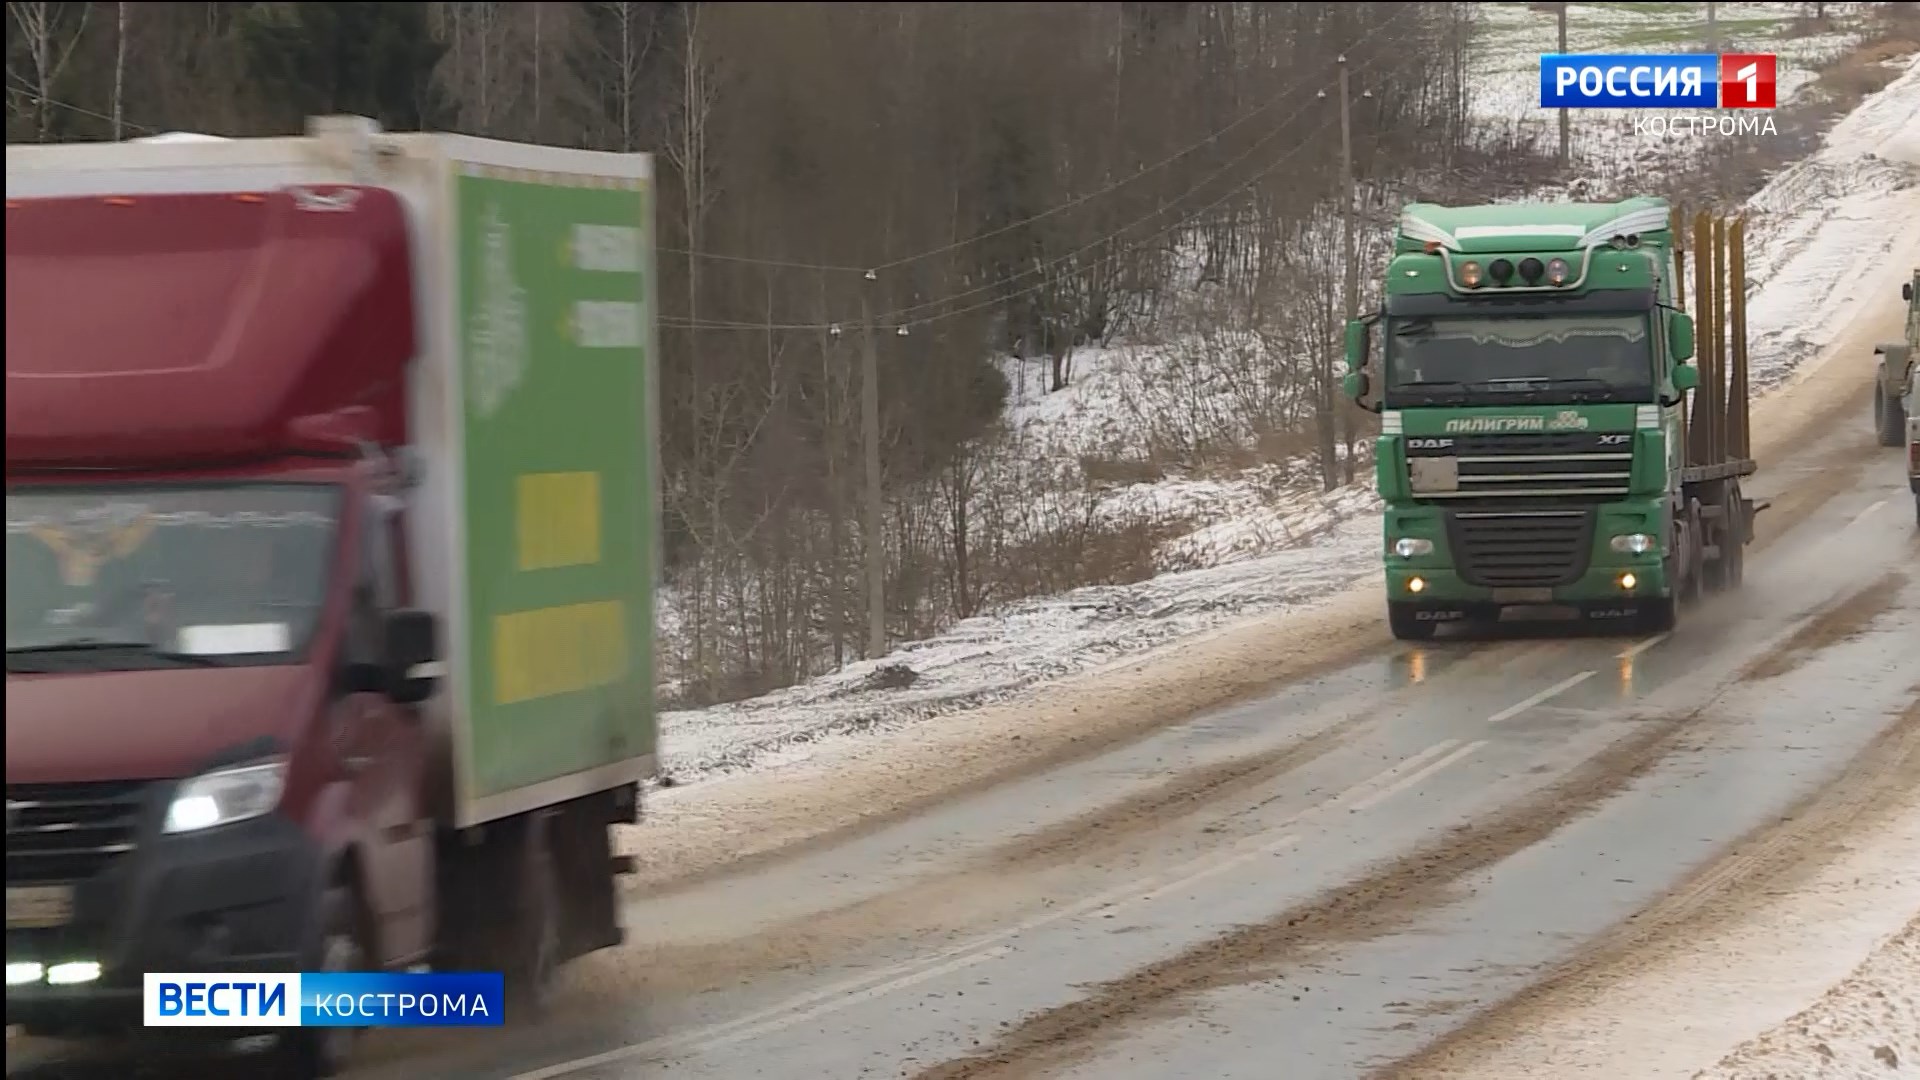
(6, 884, 75, 929)
(1491, 587, 1554, 604)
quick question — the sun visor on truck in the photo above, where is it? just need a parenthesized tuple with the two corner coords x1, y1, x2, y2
(5, 187, 417, 468)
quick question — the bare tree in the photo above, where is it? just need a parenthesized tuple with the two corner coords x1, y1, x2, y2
(9, 0, 94, 140)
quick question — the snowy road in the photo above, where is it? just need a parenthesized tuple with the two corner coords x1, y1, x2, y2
(16, 276, 1913, 1080)
(378, 303, 1917, 1080)
(10, 47, 1919, 1080)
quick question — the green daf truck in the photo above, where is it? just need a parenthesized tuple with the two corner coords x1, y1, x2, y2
(1342, 197, 1758, 640)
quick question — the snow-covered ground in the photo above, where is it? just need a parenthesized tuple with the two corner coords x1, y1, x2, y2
(1695, 917, 1920, 1080)
(652, 45, 1920, 790)
(1470, 1, 1878, 182)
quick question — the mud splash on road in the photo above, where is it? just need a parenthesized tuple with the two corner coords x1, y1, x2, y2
(1741, 567, 1910, 681)
(905, 706, 1716, 1080)
(977, 712, 1368, 876)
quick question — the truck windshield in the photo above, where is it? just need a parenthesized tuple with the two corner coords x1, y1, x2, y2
(6, 483, 341, 671)
(1384, 312, 1655, 405)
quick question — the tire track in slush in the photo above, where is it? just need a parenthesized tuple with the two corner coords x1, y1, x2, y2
(1375, 698, 1920, 1080)
(906, 703, 1717, 1080)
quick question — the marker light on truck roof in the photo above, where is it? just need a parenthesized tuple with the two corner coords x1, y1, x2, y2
(1488, 259, 1514, 284)
(1518, 257, 1545, 283)
(1458, 261, 1483, 288)
(1547, 258, 1571, 285)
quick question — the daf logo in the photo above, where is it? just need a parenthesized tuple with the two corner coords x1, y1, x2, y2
(1414, 610, 1467, 622)
(1407, 438, 1454, 450)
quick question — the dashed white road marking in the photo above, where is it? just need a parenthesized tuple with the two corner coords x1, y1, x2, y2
(1350, 740, 1486, 812)
(1487, 670, 1597, 724)
(509, 675, 1602, 1077)
(1848, 498, 1888, 527)
(1620, 632, 1670, 659)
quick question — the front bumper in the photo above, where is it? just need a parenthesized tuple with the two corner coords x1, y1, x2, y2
(1387, 557, 1669, 606)
(6, 794, 324, 1037)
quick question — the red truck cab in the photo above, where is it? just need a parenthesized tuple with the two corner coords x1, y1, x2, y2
(5, 187, 446, 1064)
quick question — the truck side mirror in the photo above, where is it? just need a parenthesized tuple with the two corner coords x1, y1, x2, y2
(1343, 318, 1382, 413)
(382, 608, 442, 706)
(1903, 281, 1913, 302)
(1671, 364, 1699, 393)
(1344, 319, 1371, 374)
(1667, 311, 1695, 362)
(1343, 369, 1370, 402)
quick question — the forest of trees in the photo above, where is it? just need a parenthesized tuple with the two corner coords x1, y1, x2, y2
(9, 2, 1902, 705)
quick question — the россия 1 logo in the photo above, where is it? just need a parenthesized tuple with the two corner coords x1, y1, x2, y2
(1539, 53, 1777, 109)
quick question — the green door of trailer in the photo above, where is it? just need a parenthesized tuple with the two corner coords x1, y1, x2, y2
(453, 162, 656, 818)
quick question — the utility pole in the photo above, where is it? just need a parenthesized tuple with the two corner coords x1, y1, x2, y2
(1337, 55, 1359, 487)
(1557, 3, 1570, 166)
(858, 277, 886, 660)
(1707, 2, 1718, 55)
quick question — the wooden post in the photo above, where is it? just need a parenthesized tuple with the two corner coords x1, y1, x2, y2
(1720, 213, 1735, 463)
(1690, 211, 1713, 468)
(1557, 3, 1571, 166)
(1338, 55, 1359, 486)
(1728, 218, 1749, 460)
(859, 292, 886, 660)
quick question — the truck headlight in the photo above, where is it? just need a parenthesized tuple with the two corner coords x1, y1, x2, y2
(1610, 533, 1657, 554)
(164, 760, 287, 834)
(1392, 537, 1434, 558)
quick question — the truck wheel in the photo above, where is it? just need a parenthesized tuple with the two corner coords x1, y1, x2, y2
(278, 885, 369, 1078)
(1387, 603, 1437, 642)
(502, 815, 562, 1018)
(1878, 384, 1907, 447)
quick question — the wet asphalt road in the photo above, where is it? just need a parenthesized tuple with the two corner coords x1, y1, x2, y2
(10, 409, 1919, 1080)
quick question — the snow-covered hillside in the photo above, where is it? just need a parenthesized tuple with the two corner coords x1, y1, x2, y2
(651, 41, 1920, 791)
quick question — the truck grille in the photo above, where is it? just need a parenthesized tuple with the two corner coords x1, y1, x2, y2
(1445, 509, 1596, 588)
(1407, 431, 1635, 505)
(5, 781, 150, 883)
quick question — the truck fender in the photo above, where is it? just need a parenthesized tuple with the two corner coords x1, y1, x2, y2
(1877, 342, 1912, 387)
(301, 779, 377, 930)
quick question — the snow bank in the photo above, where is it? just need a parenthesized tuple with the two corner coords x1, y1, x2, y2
(649, 38, 1920, 794)
(1742, 56, 1920, 390)
(1694, 917, 1920, 1080)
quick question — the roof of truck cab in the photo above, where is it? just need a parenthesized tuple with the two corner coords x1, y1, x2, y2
(1398, 196, 1673, 255)
(5, 186, 417, 468)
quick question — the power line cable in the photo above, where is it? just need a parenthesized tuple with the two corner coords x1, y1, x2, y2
(663, 50, 1390, 334)
(653, 19, 1401, 276)
(663, 89, 1359, 335)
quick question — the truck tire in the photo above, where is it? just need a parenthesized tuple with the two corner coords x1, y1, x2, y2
(1878, 384, 1907, 447)
(1388, 602, 1437, 641)
(501, 814, 562, 1018)
(277, 885, 369, 1078)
